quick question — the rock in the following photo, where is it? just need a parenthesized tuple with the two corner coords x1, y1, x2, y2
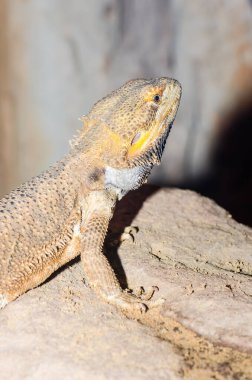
(1, 186, 252, 379)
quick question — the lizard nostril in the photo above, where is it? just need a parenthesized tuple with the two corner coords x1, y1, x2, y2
(131, 132, 142, 145)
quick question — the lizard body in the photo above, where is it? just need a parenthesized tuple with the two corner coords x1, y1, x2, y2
(0, 78, 181, 313)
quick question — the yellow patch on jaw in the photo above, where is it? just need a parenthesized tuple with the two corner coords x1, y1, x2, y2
(144, 86, 164, 102)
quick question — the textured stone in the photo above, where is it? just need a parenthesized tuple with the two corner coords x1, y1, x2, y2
(1, 187, 252, 379)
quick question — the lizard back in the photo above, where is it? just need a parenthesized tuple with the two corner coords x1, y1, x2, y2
(0, 156, 81, 291)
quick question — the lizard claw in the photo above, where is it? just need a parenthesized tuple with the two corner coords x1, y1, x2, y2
(133, 285, 159, 300)
(107, 285, 164, 315)
(107, 226, 139, 247)
(120, 226, 139, 243)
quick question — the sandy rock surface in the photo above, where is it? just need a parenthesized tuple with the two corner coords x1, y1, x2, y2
(1, 186, 252, 379)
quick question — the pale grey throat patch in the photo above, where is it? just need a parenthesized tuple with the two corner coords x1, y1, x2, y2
(105, 165, 152, 199)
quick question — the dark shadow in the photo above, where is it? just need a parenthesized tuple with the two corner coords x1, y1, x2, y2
(43, 256, 80, 285)
(204, 98, 252, 227)
(105, 184, 159, 288)
(110, 184, 159, 230)
(186, 96, 252, 227)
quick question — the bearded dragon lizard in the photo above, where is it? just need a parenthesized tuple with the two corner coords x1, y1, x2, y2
(0, 78, 181, 314)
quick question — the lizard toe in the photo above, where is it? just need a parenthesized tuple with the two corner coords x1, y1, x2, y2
(134, 285, 159, 300)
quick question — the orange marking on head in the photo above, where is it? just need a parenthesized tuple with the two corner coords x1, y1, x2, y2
(144, 86, 164, 102)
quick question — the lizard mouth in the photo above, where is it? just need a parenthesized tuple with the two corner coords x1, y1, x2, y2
(127, 83, 181, 166)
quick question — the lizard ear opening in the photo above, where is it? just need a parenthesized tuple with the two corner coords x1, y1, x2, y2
(130, 131, 142, 146)
(128, 130, 152, 159)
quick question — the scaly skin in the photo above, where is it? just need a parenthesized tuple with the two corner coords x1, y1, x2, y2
(0, 78, 181, 314)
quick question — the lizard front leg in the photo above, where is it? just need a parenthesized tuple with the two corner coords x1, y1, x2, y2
(80, 190, 161, 314)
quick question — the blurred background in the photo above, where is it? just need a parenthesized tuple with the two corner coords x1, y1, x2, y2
(0, 0, 251, 225)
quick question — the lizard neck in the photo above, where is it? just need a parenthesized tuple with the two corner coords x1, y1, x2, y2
(71, 118, 139, 170)
(69, 120, 153, 198)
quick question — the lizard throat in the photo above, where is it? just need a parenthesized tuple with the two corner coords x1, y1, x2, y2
(104, 165, 152, 199)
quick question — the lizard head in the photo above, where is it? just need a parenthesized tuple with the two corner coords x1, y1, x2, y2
(87, 77, 182, 168)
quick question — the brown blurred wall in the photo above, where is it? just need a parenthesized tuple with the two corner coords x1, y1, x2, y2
(0, 0, 17, 196)
(0, 0, 252, 225)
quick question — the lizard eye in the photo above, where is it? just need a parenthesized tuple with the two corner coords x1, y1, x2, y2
(153, 94, 161, 103)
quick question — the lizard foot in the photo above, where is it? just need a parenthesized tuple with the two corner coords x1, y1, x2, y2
(107, 286, 164, 314)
